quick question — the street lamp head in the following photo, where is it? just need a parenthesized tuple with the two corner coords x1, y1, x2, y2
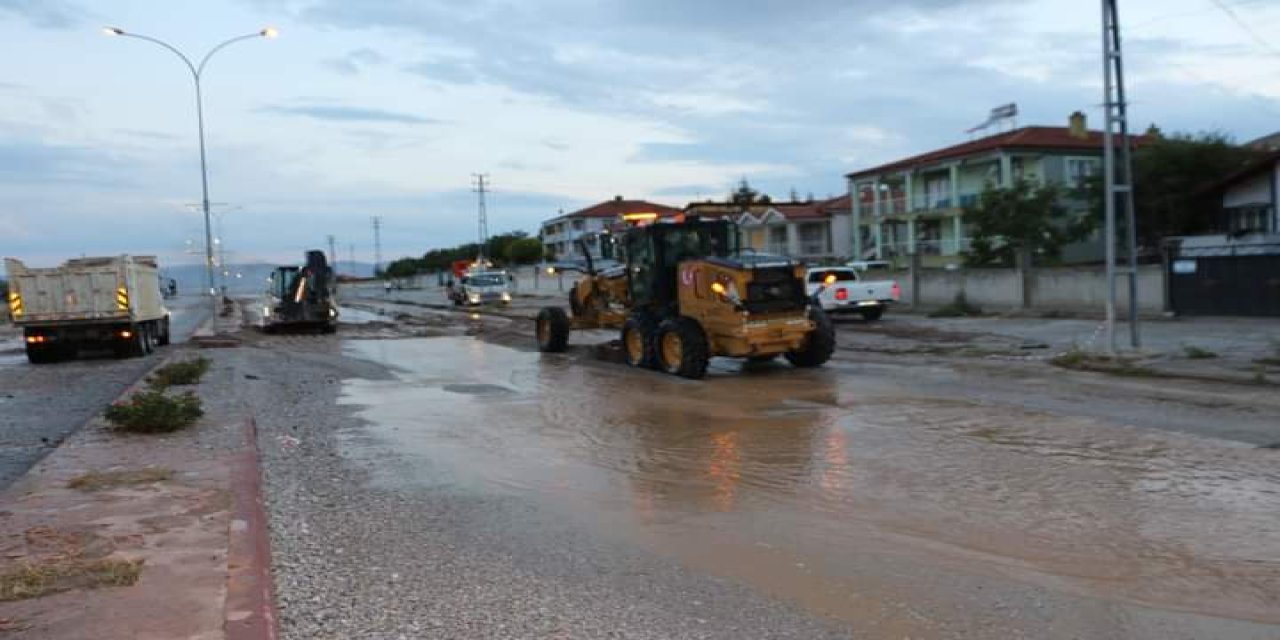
(102, 26, 125, 36)
(260, 26, 279, 38)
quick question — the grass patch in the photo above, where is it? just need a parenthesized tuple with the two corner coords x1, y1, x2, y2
(928, 291, 983, 318)
(147, 357, 211, 389)
(1182, 345, 1218, 359)
(0, 557, 142, 602)
(103, 390, 203, 434)
(67, 467, 173, 492)
(1050, 347, 1161, 378)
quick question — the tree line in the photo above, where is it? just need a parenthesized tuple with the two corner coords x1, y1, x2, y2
(381, 231, 545, 279)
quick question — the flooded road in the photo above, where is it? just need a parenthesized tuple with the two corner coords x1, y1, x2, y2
(338, 336, 1280, 638)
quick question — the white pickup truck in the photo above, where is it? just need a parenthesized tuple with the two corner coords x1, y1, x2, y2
(805, 266, 900, 321)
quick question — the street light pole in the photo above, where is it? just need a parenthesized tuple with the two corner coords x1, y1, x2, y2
(104, 26, 277, 325)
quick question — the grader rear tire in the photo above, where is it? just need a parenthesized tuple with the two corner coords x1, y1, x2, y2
(535, 307, 571, 353)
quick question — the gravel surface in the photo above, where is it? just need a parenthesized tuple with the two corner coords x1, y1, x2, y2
(0, 355, 158, 489)
(231, 332, 860, 639)
(0, 296, 210, 490)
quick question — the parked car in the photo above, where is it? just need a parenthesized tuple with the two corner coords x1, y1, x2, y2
(806, 266, 899, 321)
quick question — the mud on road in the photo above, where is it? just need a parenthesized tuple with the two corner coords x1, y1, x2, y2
(245, 301, 1280, 639)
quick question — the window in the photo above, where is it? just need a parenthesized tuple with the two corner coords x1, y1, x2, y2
(798, 222, 829, 255)
(807, 269, 857, 283)
(926, 177, 951, 209)
(767, 226, 787, 251)
(1066, 158, 1096, 187)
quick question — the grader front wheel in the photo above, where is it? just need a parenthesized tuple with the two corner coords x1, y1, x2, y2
(657, 317, 710, 380)
(621, 313, 659, 369)
(536, 307, 571, 352)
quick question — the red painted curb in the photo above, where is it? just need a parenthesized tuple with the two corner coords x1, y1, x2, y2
(224, 417, 279, 640)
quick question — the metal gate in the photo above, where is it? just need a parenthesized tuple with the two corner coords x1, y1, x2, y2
(1169, 243, 1280, 317)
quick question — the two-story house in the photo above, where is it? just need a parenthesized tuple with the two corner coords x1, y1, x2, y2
(846, 113, 1111, 267)
(684, 197, 852, 263)
(540, 196, 683, 260)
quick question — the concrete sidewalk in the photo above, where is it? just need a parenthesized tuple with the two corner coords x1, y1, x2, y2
(0, 350, 274, 639)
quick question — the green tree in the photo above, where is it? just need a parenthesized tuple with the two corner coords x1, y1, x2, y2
(730, 178, 771, 206)
(964, 179, 1093, 267)
(483, 231, 530, 265)
(383, 257, 423, 279)
(1082, 131, 1259, 248)
(505, 237, 545, 264)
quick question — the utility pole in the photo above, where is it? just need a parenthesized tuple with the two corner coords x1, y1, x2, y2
(372, 216, 383, 277)
(472, 173, 490, 262)
(327, 234, 336, 268)
(348, 243, 355, 275)
(1101, 0, 1140, 352)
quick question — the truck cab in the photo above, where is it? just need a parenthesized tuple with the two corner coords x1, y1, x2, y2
(449, 271, 513, 306)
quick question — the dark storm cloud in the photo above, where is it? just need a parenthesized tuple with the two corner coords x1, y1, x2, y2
(259, 104, 440, 124)
(323, 47, 387, 76)
(0, 0, 83, 29)
(0, 140, 133, 187)
(253, 0, 1278, 197)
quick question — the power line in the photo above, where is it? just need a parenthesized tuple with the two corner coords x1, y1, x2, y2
(1208, 0, 1280, 57)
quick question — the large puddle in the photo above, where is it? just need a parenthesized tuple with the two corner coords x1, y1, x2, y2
(339, 337, 1280, 633)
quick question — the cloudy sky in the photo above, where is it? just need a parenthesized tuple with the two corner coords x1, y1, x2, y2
(1, 0, 1277, 268)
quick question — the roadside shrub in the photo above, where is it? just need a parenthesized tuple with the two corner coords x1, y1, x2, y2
(928, 291, 983, 318)
(1182, 345, 1218, 359)
(1256, 339, 1280, 367)
(104, 391, 203, 433)
(147, 357, 211, 389)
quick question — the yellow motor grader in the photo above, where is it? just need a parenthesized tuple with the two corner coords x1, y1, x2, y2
(535, 217, 835, 379)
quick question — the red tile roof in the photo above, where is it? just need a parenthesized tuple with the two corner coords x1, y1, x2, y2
(559, 198, 684, 220)
(846, 126, 1140, 179)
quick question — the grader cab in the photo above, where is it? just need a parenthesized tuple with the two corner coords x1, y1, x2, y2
(536, 218, 834, 379)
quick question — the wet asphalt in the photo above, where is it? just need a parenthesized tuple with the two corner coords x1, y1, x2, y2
(0, 295, 211, 490)
(237, 306, 1280, 640)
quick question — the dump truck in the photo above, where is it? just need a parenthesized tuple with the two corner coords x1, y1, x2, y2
(5, 255, 171, 364)
(261, 250, 338, 333)
(535, 217, 835, 379)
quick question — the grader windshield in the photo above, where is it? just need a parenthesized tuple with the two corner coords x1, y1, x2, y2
(625, 219, 740, 306)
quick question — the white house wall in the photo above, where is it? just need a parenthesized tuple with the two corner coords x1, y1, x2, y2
(1223, 171, 1272, 208)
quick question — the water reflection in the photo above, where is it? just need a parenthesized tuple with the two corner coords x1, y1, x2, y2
(532, 356, 845, 517)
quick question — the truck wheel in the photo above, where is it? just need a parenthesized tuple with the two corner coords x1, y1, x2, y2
(657, 317, 710, 380)
(859, 307, 884, 321)
(25, 345, 55, 365)
(157, 317, 171, 346)
(535, 307, 570, 353)
(786, 308, 836, 368)
(621, 313, 659, 369)
(142, 324, 155, 355)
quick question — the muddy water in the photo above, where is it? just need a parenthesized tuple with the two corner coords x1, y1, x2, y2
(340, 337, 1280, 637)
